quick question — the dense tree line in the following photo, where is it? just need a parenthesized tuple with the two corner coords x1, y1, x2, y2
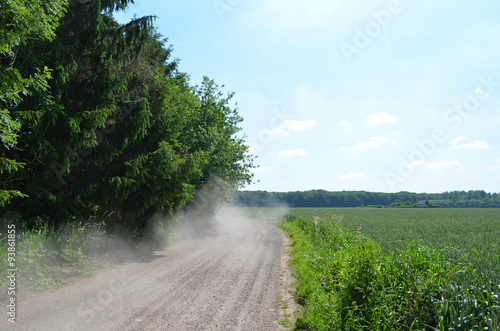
(1, 0, 253, 231)
(233, 190, 500, 208)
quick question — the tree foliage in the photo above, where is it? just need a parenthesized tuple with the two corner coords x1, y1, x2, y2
(1, 0, 68, 206)
(1, 0, 253, 230)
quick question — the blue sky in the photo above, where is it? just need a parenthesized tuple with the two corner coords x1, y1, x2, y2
(115, 0, 500, 193)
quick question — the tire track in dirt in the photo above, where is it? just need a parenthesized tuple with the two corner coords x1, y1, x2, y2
(1, 213, 285, 331)
(119, 237, 239, 330)
(217, 223, 276, 330)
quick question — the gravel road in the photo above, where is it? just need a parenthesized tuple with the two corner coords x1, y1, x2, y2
(1, 212, 292, 331)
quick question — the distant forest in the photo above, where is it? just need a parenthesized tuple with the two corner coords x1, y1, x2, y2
(232, 190, 500, 208)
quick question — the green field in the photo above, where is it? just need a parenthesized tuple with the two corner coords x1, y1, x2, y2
(288, 208, 500, 279)
(248, 207, 500, 330)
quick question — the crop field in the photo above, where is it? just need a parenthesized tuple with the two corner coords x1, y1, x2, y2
(247, 207, 500, 330)
(288, 208, 500, 278)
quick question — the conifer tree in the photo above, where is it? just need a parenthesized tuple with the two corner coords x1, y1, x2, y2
(4, 0, 253, 230)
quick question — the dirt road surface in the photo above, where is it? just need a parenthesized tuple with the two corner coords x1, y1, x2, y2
(1, 213, 293, 330)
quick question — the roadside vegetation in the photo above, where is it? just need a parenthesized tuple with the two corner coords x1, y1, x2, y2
(1, 220, 148, 293)
(281, 208, 500, 330)
(1, 221, 98, 292)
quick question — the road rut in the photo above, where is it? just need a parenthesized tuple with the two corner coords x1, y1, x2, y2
(1, 214, 286, 330)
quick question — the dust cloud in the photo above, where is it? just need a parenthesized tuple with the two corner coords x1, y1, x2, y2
(163, 191, 290, 244)
(150, 177, 288, 244)
(0, 180, 294, 331)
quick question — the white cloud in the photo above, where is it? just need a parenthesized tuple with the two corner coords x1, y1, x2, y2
(338, 120, 352, 127)
(278, 148, 309, 159)
(284, 119, 316, 131)
(263, 119, 315, 140)
(450, 136, 468, 145)
(366, 112, 398, 125)
(411, 160, 465, 171)
(341, 136, 395, 152)
(270, 127, 290, 138)
(338, 172, 366, 180)
(450, 136, 490, 150)
(246, 117, 307, 150)
(451, 139, 490, 150)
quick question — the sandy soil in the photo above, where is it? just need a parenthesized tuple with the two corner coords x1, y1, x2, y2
(1, 214, 296, 331)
